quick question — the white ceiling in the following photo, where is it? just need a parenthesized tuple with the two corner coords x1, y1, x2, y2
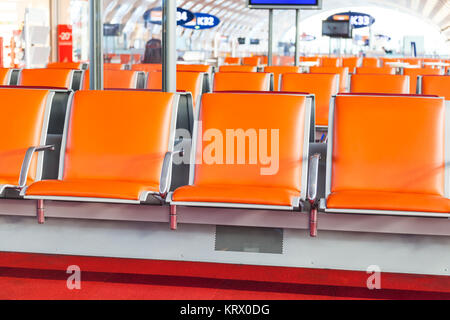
(104, 0, 450, 40)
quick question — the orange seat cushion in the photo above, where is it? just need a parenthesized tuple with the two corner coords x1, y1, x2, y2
(26, 179, 159, 200)
(173, 185, 299, 206)
(327, 191, 450, 213)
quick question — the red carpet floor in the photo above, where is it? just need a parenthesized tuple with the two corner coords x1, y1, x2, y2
(0, 252, 449, 300)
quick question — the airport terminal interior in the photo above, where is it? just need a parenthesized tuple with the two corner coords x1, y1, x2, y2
(0, 0, 449, 301)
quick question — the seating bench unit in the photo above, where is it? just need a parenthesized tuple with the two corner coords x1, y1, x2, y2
(319, 93, 450, 235)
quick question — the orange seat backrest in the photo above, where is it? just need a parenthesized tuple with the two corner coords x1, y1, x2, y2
(193, 93, 309, 193)
(420, 75, 450, 100)
(403, 68, 443, 94)
(361, 57, 379, 68)
(242, 57, 260, 66)
(120, 54, 131, 64)
(281, 73, 338, 127)
(62, 90, 176, 185)
(342, 57, 360, 71)
(330, 95, 446, 196)
(219, 65, 257, 72)
(47, 62, 84, 70)
(224, 57, 240, 65)
(213, 72, 271, 92)
(350, 74, 410, 94)
(177, 64, 212, 73)
(310, 66, 349, 92)
(0, 89, 51, 183)
(322, 57, 342, 67)
(301, 57, 322, 66)
(147, 71, 203, 107)
(0, 68, 10, 85)
(104, 63, 123, 70)
(19, 69, 73, 89)
(264, 66, 300, 91)
(132, 63, 162, 72)
(83, 70, 138, 89)
(355, 67, 396, 75)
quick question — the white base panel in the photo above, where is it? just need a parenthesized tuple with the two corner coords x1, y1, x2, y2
(0, 215, 448, 276)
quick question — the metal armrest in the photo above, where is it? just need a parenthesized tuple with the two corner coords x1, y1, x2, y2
(159, 148, 184, 198)
(307, 153, 321, 204)
(18, 145, 55, 188)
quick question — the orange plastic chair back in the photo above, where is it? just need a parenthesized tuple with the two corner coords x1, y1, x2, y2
(350, 74, 410, 94)
(213, 72, 271, 92)
(19, 69, 74, 89)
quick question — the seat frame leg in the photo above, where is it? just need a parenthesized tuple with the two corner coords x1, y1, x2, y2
(170, 205, 177, 230)
(310, 207, 318, 237)
(37, 199, 45, 224)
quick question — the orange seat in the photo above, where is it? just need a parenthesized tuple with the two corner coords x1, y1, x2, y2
(25, 90, 178, 202)
(301, 57, 322, 66)
(361, 57, 379, 68)
(242, 57, 260, 66)
(322, 57, 342, 67)
(177, 64, 212, 73)
(47, 62, 84, 70)
(132, 63, 162, 72)
(224, 57, 240, 65)
(19, 69, 74, 89)
(355, 67, 396, 75)
(83, 70, 141, 89)
(213, 72, 272, 92)
(342, 57, 360, 73)
(325, 94, 449, 214)
(219, 65, 257, 72)
(0, 89, 54, 193)
(120, 54, 131, 64)
(171, 92, 312, 208)
(281, 73, 339, 127)
(401, 58, 422, 67)
(147, 71, 204, 107)
(403, 68, 443, 94)
(419, 75, 450, 100)
(0, 68, 10, 85)
(264, 66, 300, 91)
(310, 66, 349, 92)
(350, 74, 410, 94)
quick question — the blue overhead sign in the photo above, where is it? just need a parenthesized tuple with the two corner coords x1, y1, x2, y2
(183, 13, 221, 30)
(143, 7, 194, 26)
(327, 12, 375, 29)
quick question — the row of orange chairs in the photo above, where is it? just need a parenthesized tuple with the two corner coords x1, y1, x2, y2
(0, 87, 448, 235)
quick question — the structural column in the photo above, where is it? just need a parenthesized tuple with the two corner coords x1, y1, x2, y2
(89, 0, 103, 90)
(268, 9, 273, 66)
(294, 9, 301, 66)
(162, 0, 176, 93)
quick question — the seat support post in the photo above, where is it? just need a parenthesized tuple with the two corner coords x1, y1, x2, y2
(37, 199, 45, 224)
(170, 205, 177, 230)
(310, 207, 318, 237)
